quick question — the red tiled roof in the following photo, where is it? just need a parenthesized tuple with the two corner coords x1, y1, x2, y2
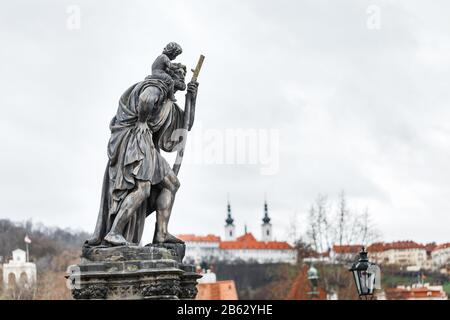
(236, 233, 257, 242)
(366, 241, 426, 252)
(177, 234, 221, 242)
(332, 245, 362, 254)
(220, 233, 293, 250)
(177, 232, 293, 250)
(385, 241, 425, 250)
(367, 242, 386, 253)
(333, 241, 427, 254)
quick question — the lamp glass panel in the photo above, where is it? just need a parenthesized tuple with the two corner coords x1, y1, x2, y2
(352, 270, 362, 295)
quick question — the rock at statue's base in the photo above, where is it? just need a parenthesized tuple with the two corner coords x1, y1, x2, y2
(66, 243, 201, 300)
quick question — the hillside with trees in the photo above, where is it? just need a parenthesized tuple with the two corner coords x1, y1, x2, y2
(0, 219, 89, 300)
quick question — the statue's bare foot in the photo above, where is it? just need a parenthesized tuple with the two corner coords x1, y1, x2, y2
(153, 232, 185, 244)
(104, 232, 133, 246)
(85, 237, 101, 246)
(164, 233, 185, 244)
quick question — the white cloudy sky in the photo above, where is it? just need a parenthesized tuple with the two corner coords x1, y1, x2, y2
(1, 0, 449, 245)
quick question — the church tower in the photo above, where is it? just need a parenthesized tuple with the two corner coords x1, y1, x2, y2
(225, 199, 236, 241)
(261, 199, 273, 242)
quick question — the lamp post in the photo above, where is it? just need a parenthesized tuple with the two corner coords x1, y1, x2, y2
(307, 265, 319, 299)
(349, 247, 380, 300)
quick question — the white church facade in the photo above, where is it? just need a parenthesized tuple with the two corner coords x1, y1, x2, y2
(2, 249, 37, 289)
(178, 200, 297, 265)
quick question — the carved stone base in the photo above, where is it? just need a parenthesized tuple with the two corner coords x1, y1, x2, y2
(67, 243, 201, 300)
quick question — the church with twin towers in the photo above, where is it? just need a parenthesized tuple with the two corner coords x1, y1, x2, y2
(224, 199, 273, 242)
(178, 199, 297, 265)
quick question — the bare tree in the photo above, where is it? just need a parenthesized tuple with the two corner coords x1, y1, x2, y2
(337, 191, 348, 246)
(355, 207, 380, 245)
(306, 195, 333, 254)
(306, 205, 319, 253)
(305, 192, 380, 251)
(316, 194, 331, 252)
(315, 198, 324, 253)
(286, 211, 299, 245)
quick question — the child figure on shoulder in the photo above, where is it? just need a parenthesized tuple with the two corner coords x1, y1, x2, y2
(151, 42, 183, 101)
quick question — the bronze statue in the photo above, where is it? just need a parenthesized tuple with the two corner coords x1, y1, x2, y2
(86, 44, 204, 247)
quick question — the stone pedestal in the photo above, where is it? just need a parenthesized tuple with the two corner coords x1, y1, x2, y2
(67, 243, 201, 300)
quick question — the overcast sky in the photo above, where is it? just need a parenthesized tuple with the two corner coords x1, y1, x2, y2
(1, 0, 449, 245)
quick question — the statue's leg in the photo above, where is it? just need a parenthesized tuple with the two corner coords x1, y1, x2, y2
(104, 180, 151, 246)
(153, 172, 183, 244)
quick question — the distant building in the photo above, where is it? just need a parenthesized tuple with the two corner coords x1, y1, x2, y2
(330, 241, 431, 269)
(2, 249, 37, 289)
(179, 234, 221, 263)
(330, 245, 362, 262)
(220, 232, 296, 264)
(196, 270, 238, 300)
(368, 241, 427, 268)
(431, 243, 450, 269)
(178, 199, 297, 264)
(180, 232, 297, 264)
(385, 283, 448, 300)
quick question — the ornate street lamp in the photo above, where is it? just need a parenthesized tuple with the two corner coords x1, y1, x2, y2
(307, 265, 319, 298)
(349, 247, 380, 300)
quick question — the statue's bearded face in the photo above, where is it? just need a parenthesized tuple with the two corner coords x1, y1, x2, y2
(173, 67, 187, 92)
(177, 68, 186, 79)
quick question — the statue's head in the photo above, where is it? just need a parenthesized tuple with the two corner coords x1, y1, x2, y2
(163, 42, 182, 60)
(172, 63, 187, 92)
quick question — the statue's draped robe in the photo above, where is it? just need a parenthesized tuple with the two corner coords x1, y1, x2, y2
(89, 78, 185, 245)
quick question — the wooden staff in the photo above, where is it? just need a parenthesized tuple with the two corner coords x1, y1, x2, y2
(173, 55, 205, 176)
